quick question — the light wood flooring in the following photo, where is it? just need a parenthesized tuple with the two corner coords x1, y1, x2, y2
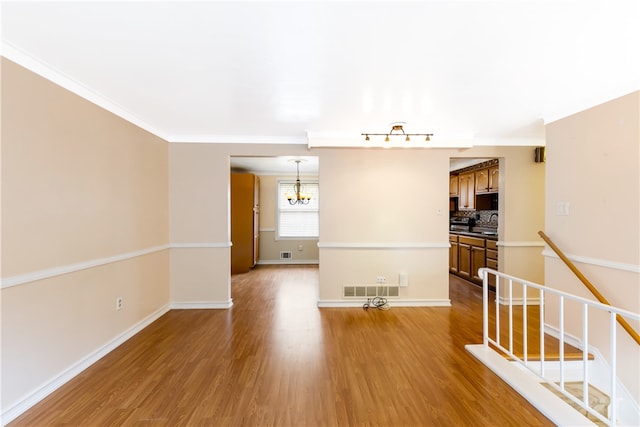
(9, 266, 555, 426)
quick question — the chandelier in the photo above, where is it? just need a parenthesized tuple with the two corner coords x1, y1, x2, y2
(361, 123, 433, 143)
(286, 160, 312, 205)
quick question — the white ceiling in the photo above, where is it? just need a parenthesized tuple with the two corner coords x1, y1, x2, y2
(2, 1, 639, 150)
(231, 155, 319, 175)
(229, 156, 483, 174)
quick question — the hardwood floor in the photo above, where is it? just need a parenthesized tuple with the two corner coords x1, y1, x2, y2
(9, 266, 554, 426)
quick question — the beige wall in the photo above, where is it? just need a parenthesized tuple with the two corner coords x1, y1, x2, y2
(317, 148, 451, 303)
(544, 91, 640, 400)
(1, 59, 170, 412)
(257, 175, 319, 264)
(315, 146, 545, 304)
(169, 144, 231, 305)
(169, 143, 314, 306)
(167, 143, 546, 306)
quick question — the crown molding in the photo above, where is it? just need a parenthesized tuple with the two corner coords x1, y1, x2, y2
(167, 135, 308, 144)
(2, 41, 170, 142)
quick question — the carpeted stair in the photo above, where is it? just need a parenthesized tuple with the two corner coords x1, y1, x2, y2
(542, 381, 610, 426)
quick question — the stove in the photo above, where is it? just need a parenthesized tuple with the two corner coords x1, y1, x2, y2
(450, 217, 475, 231)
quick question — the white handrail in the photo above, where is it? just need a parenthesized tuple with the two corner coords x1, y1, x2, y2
(478, 268, 640, 427)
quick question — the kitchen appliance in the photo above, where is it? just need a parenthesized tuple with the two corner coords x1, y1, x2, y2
(450, 216, 475, 231)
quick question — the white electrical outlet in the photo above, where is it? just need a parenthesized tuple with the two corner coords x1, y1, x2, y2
(376, 276, 386, 284)
(116, 297, 123, 311)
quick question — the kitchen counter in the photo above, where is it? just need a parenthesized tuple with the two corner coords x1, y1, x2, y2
(449, 229, 498, 240)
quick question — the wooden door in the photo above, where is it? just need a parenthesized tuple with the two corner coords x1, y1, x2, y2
(252, 176, 260, 267)
(231, 173, 258, 274)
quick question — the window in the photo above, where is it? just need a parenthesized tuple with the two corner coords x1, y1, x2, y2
(277, 180, 319, 238)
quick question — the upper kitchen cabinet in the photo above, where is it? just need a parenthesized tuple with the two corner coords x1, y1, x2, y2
(488, 165, 499, 192)
(231, 173, 260, 274)
(476, 165, 499, 194)
(450, 159, 499, 211)
(449, 174, 459, 196)
(458, 172, 475, 210)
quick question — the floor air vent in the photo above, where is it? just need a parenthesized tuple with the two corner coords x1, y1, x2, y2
(343, 285, 399, 298)
(279, 251, 293, 260)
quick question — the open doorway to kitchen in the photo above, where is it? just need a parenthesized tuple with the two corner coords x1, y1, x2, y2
(229, 155, 320, 280)
(448, 157, 500, 290)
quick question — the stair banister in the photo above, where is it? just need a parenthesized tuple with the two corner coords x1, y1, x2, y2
(538, 230, 640, 346)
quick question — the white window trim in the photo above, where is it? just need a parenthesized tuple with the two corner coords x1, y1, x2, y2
(276, 178, 319, 240)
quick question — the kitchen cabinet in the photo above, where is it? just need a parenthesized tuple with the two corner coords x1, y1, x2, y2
(475, 165, 499, 194)
(470, 246, 486, 283)
(450, 234, 493, 285)
(231, 173, 260, 274)
(449, 175, 459, 196)
(458, 236, 485, 283)
(475, 168, 489, 193)
(458, 172, 475, 210)
(488, 166, 499, 192)
(486, 240, 498, 287)
(449, 234, 459, 273)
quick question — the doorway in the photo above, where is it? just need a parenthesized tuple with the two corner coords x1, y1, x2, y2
(448, 157, 501, 291)
(229, 156, 320, 279)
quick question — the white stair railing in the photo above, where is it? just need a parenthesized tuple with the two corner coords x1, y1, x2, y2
(479, 268, 640, 427)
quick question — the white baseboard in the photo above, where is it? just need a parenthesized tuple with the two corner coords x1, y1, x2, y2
(465, 344, 595, 427)
(317, 299, 451, 308)
(170, 300, 233, 309)
(1, 304, 171, 426)
(256, 259, 319, 265)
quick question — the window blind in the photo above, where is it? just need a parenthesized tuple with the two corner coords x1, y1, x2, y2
(277, 180, 319, 238)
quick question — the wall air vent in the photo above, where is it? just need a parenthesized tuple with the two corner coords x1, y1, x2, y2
(343, 285, 400, 298)
(280, 251, 293, 260)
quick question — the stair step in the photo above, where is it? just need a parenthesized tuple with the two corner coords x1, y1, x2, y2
(490, 343, 594, 361)
(541, 382, 610, 426)
(505, 352, 594, 362)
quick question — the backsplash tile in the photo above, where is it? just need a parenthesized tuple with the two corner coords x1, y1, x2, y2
(453, 210, 499, 227)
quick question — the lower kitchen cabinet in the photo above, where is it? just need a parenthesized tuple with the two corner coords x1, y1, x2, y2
(458, 243, 471, 280)
(449, 234, 459, 273)
(470, 245, 486, 282)
(486, 240, 498, 287)
(459, 236, 486, 283)
(458, 236, 484, 281)
(450, 233, 495, 286)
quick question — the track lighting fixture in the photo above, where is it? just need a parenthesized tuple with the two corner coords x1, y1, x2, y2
(361, 123, 433, 144)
